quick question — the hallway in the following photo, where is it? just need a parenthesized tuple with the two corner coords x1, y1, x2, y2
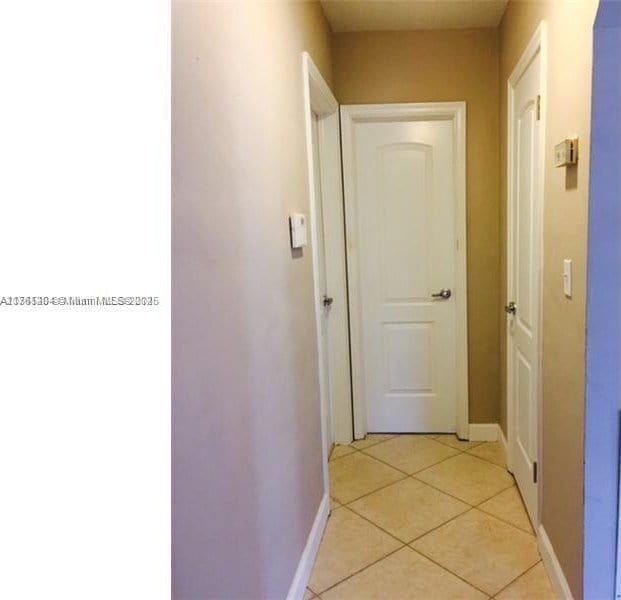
(306, 435, 554, 599)
(172, 1, 611, 596)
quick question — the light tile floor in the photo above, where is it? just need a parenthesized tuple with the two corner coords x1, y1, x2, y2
(306, 434, 555, 599)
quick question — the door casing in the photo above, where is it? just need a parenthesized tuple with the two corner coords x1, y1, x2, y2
(341, 102, 469, 440)
(302, 52, 353, 474)
(506, 22, 547, 528)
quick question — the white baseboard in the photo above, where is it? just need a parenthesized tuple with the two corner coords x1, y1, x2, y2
(469, 423, 499, 442)
(286, 493, 329, 600)
(538, 524, 574, 600)
(498, 425, 508, 462)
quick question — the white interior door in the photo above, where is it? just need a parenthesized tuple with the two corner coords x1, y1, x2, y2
(311, 114, 333, 455)
(342, 106, 467, 434)
(507, 47, 543, 526)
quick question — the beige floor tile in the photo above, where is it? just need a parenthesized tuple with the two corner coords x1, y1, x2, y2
(350, 434, 395, 450)
(308, 507, 401, 593)
(321, 547, 486, 600)
(415, 453, 514, 505)
(330, 497, 341, 510)
(362, 435, 459, 474)
(411, 509, 540, 596)
(467, 441, 506, 467)
(478, 486, 534, 534)
(303, 587, 316, 600)
(330, 445, 356, 461)
(434, 434, 484, 451)
(348, 478, 469, 542)
(329, 452, 405, 504)
(495, 562, 555, 599)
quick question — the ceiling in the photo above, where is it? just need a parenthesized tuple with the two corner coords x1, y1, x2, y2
(320, 0, 509, 32)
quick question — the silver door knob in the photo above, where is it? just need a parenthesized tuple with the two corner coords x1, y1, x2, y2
(505, 301, 517, 314)
(431, 288, 452, 300)
(323, 295, 334, 307)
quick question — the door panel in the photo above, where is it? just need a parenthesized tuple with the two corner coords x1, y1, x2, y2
(508, 49, 542, 526)
(516, 102, 536, 332)
(385, 323, 432, 392)
(346, 116, 459, 433)
(379, 144, 431, 300)
(516, 350, 532, 457)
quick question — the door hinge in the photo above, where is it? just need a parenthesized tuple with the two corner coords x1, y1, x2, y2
(536, 95, 541, 121)
(533, 461, 538, 483)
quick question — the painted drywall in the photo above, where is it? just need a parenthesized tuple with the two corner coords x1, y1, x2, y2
(332, 29, 501, 424)
(498, 1, 599, 597)
(583, 1, 621, 597)
(172, 1, 333, 598)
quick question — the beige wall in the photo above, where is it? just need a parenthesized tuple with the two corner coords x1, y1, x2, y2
(332, 29, 501, 423)
(499, 2, 598, 597)
(172, 1, 333, 598)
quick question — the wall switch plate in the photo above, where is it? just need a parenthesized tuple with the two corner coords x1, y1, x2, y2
(289, 213, 307, 249)
(563, 259, 573, 298)
(554, 138, 579, 167)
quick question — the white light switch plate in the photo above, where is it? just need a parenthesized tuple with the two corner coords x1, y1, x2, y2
(289, 213, 307, 249)
(563, 259, 572, 298)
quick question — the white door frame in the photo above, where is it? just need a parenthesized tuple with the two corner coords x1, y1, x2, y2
(340, 102, 469, 440)
(302, 53, 353, 495)
(506, 22, 547, 527)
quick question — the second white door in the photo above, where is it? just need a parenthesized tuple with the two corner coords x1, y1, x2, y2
(506, 27, 545, 526)
(342, 104, 467, 435)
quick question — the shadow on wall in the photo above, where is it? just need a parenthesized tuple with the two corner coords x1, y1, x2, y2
(565, 164, 578, 190)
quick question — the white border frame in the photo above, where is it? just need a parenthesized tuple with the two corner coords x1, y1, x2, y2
(506, 22, 547, 527)
(340, 102, 469, 440)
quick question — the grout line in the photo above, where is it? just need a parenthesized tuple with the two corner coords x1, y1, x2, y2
(464, 445, 509, 469)
(489, 559, 544, 598)
(405, 506, 474, 545)
(473, 482, 522, 509)
(476, 504, 536, 537)
(328, 448, 360, 463)
(359, 441, 465, 476)
(474, 479, 539, 536)
(328, 434, 398, 462)
(408, 473, 518, 513)
(349, 435, 396, 451)
(407, 544, 491, 597)
(344, 503, 413, 545)
(313, 544, 406, 595)
(470, 505, 537, 538)
(432, 435, 485, 451)
(354, 452, 413, 477)
(409, 473, 476, 507)
(406, 449, 464, 474)
(411, 450, 516, 498)
(460, 451, 513, 472)
(336, 473, 410, 505)
(473, 479, 518, 507)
